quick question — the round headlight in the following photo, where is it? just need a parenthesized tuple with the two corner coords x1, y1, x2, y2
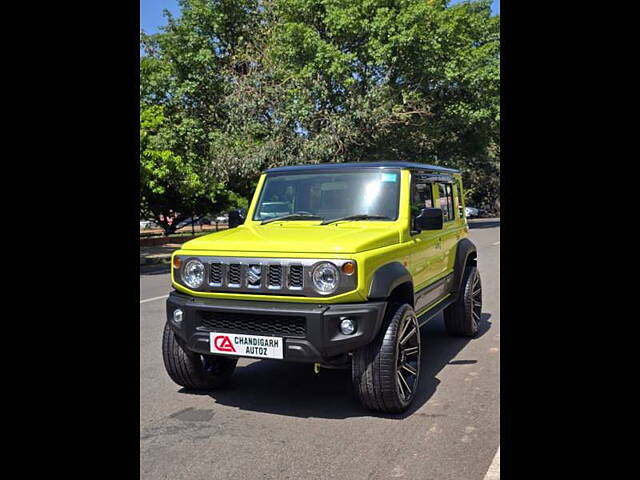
(312, 262, 340, 295)
(181, 259, 205, 289)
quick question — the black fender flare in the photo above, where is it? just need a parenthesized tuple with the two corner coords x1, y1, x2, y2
(368, 262, 413, 301)
(451, 238, 477, 301)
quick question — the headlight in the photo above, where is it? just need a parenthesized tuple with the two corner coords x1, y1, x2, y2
(181, 259, 205, 289)
(311, 262, 340, 295)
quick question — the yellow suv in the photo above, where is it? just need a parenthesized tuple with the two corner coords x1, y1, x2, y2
(163, 162, 482, 413)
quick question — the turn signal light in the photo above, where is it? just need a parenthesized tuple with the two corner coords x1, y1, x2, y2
(173, 256, 182, 269)
(341, 261, 355, 275)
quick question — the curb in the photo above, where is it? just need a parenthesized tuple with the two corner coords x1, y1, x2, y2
(139, 254, 172, 266)
(140, 243, 183, 266)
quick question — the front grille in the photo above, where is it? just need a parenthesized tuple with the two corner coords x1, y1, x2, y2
(288, 265, 303, 289)
(228, 264, 241, 286)
(209, 263, 223, 285)
(198, 311, 306, 337)
(187, 256, 357, 297)
(268, 265, 282, 288)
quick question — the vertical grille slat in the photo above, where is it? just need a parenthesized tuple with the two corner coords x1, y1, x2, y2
(228, 264, 241, 287)
(288, 265, 303, 289)
(209, 263, 223, 286)
(268, 265, 282, 288)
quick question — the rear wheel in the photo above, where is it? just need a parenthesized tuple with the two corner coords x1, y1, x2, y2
(444, 265, 482, 337)
(162, 322, 237, 390)
(352, 303, 421, 413)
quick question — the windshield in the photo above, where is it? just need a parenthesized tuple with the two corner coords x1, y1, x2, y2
(253, 169, 401, 222)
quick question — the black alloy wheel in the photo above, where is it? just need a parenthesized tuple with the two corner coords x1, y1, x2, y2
(352, 303, 422, 413)
(395, 311, 421, 403)
(444, 265, 483, 337)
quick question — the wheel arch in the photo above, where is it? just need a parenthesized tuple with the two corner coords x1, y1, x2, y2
(452, 238, 477, 300)
(368, 262, 414, 307)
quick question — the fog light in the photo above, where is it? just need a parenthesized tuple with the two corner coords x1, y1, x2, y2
(173, 308, 183, 324)
(339, 317, 356, 335)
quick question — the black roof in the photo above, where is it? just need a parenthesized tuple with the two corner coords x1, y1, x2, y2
(264, 161, 460, 174)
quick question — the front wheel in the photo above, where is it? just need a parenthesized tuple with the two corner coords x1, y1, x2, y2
(352, 303, 421, 413)
(162, 322, 237, 390)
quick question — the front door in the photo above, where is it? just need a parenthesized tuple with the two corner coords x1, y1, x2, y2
(407, 176, 444, 292)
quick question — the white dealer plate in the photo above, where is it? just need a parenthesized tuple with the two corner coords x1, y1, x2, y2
(209, 332, 284, 360)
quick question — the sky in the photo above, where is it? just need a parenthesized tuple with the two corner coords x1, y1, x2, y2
(141, 0, 500, 34)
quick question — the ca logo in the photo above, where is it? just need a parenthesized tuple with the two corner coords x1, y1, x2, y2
(213, 335, 236, 352)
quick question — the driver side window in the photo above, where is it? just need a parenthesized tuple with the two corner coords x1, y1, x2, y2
(411, 179, 433, 231)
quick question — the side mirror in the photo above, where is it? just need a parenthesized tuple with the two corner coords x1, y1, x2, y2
(414, 207, 443, 231)
(228, 209, 245, 229)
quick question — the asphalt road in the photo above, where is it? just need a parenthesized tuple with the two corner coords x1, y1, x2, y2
(140, 218, 500, 480)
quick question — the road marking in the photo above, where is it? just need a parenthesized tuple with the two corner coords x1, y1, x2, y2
(492, 241, 500, 246)
(483, 446, 500, 480)
(140, 294, 169, 304)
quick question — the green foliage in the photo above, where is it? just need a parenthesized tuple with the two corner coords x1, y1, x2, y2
(140, 0, 500, 224)
(140, 104, 234, 234)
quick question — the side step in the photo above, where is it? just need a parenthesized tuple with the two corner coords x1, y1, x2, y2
(417, 296, 455, 328)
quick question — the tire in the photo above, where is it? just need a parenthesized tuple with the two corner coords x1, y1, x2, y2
(352, 303, 421, 413)
(444, 265, 482, 337)
(162, 321, 237, 390)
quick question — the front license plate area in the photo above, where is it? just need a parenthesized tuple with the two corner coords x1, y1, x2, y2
(209, 332, 284, 360)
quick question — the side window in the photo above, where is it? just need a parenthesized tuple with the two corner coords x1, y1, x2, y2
(410, 178, 433, 231)
(438, 183, 455, 222)
(455, 181, 464, 218)
(447, 184, 455, 219)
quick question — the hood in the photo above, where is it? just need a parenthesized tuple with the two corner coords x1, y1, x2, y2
(181, 223, 400, 254)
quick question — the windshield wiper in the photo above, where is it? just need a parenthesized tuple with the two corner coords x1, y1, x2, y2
(320, 214, 391, 225)
(261, 213, 323, 225)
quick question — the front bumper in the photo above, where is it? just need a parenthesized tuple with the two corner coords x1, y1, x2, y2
(166, 291, 387, 363)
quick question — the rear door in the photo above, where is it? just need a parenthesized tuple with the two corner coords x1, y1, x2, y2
(435, 181, 465, 274)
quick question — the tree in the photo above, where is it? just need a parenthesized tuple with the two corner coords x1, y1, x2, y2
(140, 104, 233, 234)
(261, 0, 499, 206)
(140, 0, 500, 219)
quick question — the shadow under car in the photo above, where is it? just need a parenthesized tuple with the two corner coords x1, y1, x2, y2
(178, 312, 492, 419)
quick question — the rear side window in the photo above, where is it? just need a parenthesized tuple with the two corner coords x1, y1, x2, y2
(455, 181, 464, 218)
(438, 183, 455, 222)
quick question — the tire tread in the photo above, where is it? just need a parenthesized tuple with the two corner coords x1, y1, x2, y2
(162, 322, 237, 389)
(352, 303, 417, 413)
(444, 265, 481, 337)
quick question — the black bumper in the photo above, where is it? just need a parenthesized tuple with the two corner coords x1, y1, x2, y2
(166, 291, 387, 363)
